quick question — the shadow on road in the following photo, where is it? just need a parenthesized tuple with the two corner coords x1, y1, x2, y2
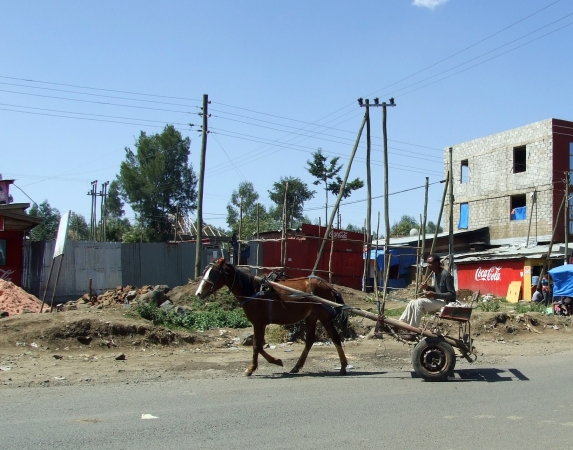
(409, 367, 529, 382)
(257, 370, 388, 379)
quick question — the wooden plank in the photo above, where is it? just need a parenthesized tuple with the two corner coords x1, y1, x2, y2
(506, 281, 521, 303)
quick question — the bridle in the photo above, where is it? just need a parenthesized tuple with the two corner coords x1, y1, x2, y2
(200, 261, 237, 296)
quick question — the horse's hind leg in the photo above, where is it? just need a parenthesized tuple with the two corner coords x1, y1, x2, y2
(320, 318, 348, 375)
(290, 317, 317, 374)
(245, 323, 283, 376)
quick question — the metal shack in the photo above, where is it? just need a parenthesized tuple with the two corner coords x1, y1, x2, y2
(0, 182, 42, 285)
(454, 244, 568, 301)
(252, 224, 364, 290)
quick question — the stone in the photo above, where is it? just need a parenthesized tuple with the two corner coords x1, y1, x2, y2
(240, 332, 254, 346)
(0, 311, 8, 318)
(126, 290, 137, 301)
(138, 290, 166, 306)
(154, 285, 170, 294)
(159, 300, 175, 312)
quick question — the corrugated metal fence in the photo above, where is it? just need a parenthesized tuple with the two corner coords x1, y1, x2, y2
(22, 241, 227, 301)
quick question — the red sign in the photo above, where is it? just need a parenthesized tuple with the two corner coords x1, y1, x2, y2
(457, 260, 523, 297)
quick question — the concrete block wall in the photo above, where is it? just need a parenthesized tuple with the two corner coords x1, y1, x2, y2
(444, 119, 554, 241)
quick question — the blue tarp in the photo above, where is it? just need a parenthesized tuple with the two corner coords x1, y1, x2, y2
(511, 206, 526, 221)
(365, 247, 417, 276)
(458, 203, 468, 229)
(549, 264, 573, 297)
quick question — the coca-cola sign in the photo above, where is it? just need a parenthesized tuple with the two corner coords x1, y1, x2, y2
(475, 266, 502, 282)
(329, 230, 348, 240)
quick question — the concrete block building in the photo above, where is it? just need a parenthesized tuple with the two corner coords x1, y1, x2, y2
(444, 118, 573, 245)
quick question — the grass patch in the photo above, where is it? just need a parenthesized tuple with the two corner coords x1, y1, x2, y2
(384, 307, 406, 317)
(135, 302, 250, 331)
(514, 302, 546, 314)
(478, 300, 501, 312)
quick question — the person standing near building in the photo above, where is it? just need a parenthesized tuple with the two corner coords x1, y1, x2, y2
(399, 254, 456, 328)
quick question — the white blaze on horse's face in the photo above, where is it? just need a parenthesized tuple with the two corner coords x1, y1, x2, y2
(195, 265, 213, 299)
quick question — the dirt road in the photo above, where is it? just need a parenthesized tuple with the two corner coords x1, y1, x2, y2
(1, 302, 572, 388)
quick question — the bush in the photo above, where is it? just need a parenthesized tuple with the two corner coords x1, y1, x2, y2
(514, 302, 546, 314)
(135, 302, 250, 331)
(478, 300, 501, 312)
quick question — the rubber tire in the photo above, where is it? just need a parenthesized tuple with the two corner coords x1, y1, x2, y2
(412, 338, 456, 382)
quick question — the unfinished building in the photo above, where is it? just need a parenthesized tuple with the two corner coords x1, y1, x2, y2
(444, 118, 573, 245)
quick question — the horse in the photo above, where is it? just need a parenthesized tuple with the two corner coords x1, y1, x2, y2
(195, 258, 349, 376)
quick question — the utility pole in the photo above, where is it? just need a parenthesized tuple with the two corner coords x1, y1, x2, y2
(364, 99, 372, 292)
(195, 94, 209, 279)
(87, 180, 97, 241)
(448, 147, 454, 270)
(361, 97, 396, 306)
(565, 172, 569, 265)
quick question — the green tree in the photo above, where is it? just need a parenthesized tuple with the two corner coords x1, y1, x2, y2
(390, 215, 419, 238)
(102, 180, 132, 242)
(427, 221, 443, 235)
(306, 148, 363, 224)
(226, 182, 278, 238)
(28, 201, 61, 241)
(68, 212, 89, 240)
(268, 176, 315, 229)
(106, 180, 125, 218)
(117, 125, 197, 242)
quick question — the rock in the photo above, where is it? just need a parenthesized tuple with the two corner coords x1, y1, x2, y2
(0, 311, 9, 318)
(240, 332, 254, 346)
(138, 290, 166, 306)
(175, 306, 191, 316)
(115, 353, 127, 361)
(77, 336, 92, 345)
(154, 285, 170, 294)
(159, 300, 175, 312)
(126, 290, 137, 301)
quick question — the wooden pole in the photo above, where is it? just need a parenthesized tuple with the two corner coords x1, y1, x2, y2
(281, 182, 289, 269)
(49, 254, 65, 312)
(194, 94, 208, 279)
(39, 260, 55, 313)
(448, 147, 454, 270)
(382, 102, 391, 306)
(365, 99, 372, 293)
(539, 188, 568, 288)
(329, 230, 334, 284)
(565, 173, 569, 265)
(526, 190, 537, 247)
(313, 114, 366, 273)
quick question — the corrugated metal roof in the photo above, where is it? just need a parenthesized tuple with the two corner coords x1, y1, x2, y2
(454, 243, 572, 263)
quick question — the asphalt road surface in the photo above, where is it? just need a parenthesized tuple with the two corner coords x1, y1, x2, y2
(2, 350, 572, 449)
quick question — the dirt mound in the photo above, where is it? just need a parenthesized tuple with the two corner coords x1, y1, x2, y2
(0, 279, 43, 316)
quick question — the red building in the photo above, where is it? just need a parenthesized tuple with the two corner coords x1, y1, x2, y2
(0, 181, 42, 285)
(254, 224, 364, 290)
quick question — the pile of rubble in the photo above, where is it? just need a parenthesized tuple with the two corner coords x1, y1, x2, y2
(61, 284, 189, 314)
(0, 279, 43, 317)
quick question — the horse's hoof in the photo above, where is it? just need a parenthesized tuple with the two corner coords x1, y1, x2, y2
(244, 370, 253, 377)
(277, 359, 284, 367)
(290, 367, 300, 374)
(338, 369, 347, 376)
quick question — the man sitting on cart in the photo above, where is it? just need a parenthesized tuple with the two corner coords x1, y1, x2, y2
(399, 253, 456, 328)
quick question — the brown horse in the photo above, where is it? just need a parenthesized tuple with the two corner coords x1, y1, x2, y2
(195, 258, 349, 376)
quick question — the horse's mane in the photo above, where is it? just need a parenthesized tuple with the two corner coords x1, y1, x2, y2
(228, 264, 261, 298)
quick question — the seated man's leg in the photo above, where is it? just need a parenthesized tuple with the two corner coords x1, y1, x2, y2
(399, 298, 425, 328)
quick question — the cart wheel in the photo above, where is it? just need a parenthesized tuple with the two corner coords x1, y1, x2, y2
(412, 338, 456, 382)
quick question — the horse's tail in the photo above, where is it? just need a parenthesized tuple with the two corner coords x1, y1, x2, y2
(331, 289, 348, 334)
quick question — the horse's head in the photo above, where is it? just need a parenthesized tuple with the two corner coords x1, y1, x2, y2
(195, 257, 228, 299)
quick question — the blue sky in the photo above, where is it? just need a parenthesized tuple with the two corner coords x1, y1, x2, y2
(2, 0, 572, 233)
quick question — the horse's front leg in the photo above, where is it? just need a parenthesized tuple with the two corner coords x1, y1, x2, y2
(290, 317, 317, 374)
(245, 323, 283, 376)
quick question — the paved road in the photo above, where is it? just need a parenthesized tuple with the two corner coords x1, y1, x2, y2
(2, 350, 572, 449)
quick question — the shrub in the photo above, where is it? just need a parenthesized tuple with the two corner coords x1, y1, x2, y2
(478, 300, 501, 312)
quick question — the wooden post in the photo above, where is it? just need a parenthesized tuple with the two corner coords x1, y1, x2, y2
(329, 230, 334, 284)
(39, 261, 56, 313)
(49, 254, 65, 312)
(382, 102, 391, 305)
(565, 172, 569, 264)
(448, 147, 454, 270)
(526, 190, 537, 247)
(365, 99, 372, 293)
(313, 114, 366, 273)
(281, 182, 289, 269)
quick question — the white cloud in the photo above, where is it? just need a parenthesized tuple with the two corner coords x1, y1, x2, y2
(413, 0, 449, 9)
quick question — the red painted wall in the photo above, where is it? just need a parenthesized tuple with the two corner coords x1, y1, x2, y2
(456, 260, 524, 297)
(0, 229, 24, 285)
(260, 224, 364, 290)
(552, 119, 573, 242)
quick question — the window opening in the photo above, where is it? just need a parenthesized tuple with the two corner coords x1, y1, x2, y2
(461, 160, 469, 183)
(513, 146, 526, 173)
(510, 194, 527, 220)
(458, 203, 469, 229)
